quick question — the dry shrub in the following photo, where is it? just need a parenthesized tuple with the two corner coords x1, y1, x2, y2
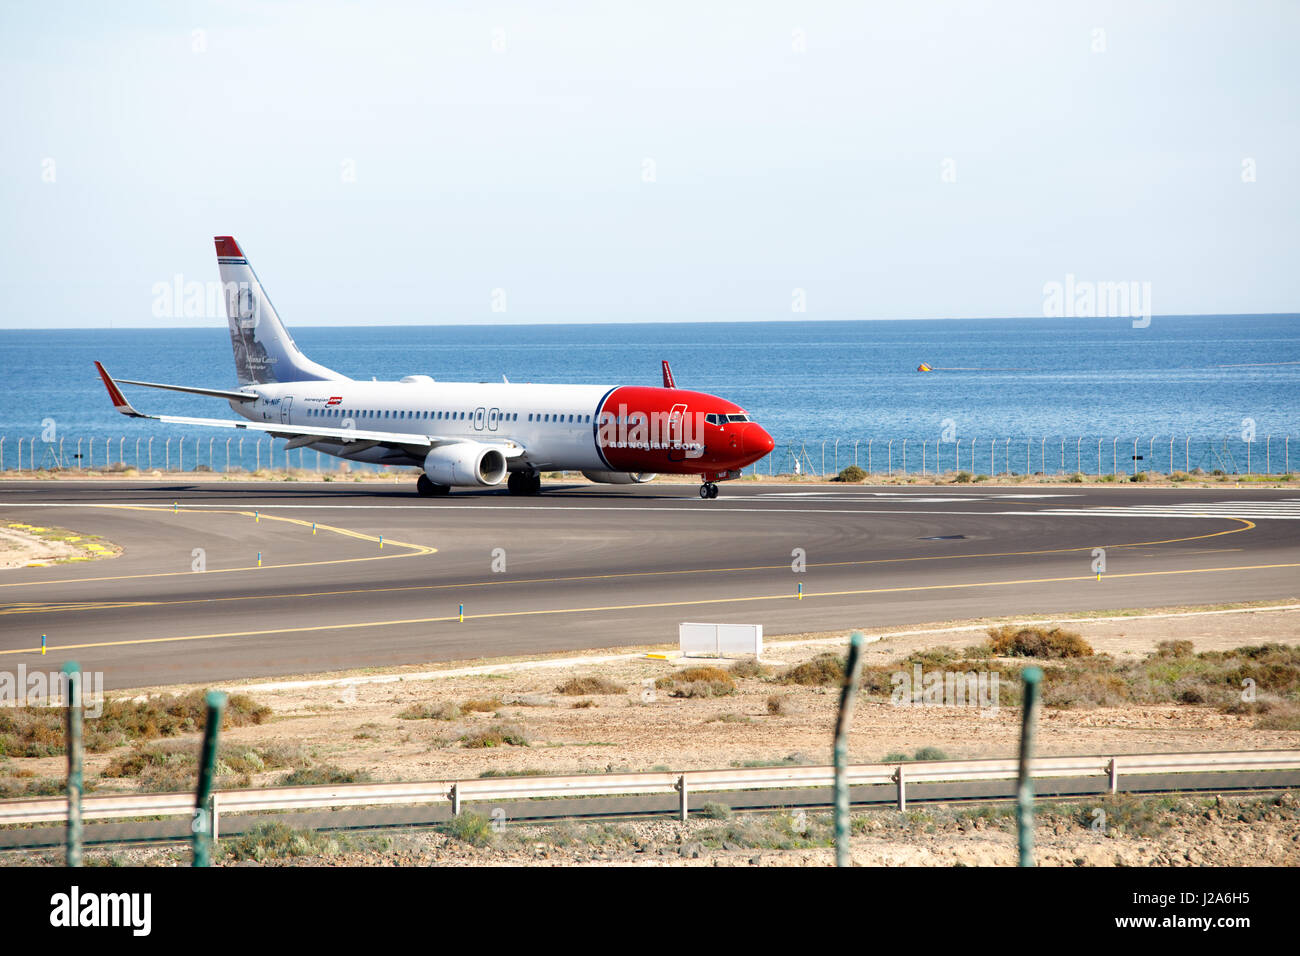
(779, 653, 845, 686)
(398, 701, 461, 720)
(655, 666, 737, 698)
(460, 723, 529, 748)
(278, 765, 372, 786)
(1254, 704, 1300, 731)
(554, 676, 626, 696)
(729, 658, 772, 679)
(0, 690, 269, 757)
(460, 698, 502, 713)
(1040, 659, 1129, 708)
(987, 626, 1093, 659)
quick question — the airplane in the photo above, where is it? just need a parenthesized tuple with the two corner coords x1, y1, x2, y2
(94, 236, 775, 499)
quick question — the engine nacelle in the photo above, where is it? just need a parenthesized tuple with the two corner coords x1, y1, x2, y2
(581, 471, 658, 484)
(424, 443, 507, 487)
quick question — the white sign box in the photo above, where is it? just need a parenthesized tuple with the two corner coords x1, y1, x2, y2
(679, 623, 763, 659)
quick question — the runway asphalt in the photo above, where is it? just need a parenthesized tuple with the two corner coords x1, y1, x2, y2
(0, 480, 1297, 689)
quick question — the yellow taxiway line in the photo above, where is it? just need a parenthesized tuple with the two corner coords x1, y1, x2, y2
(3, 558, 1295, 658)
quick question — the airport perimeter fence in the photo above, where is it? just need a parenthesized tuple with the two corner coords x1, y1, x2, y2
(753, 434, 1298, 479)
(0, 433, 1295, 479)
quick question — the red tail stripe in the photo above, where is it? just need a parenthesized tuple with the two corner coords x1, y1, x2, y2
(214, 236, 244, 258)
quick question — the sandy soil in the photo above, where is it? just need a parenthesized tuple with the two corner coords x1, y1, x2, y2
(0, 522, 118, 569)
(4, 601, 1298, 867)
(9, 602, 1295, 792)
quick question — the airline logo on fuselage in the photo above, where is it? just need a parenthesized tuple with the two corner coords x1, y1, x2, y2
(326, 396, 343, 405)
(597, 403, 705, 458)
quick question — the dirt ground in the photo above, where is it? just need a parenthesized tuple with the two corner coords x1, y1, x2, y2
(3, 600, 1298, 867)
(10, 601, 1296, 789)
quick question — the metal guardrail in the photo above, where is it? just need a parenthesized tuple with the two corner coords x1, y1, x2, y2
(3, 750, 1296, 836)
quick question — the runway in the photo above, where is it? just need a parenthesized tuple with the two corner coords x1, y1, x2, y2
(0, 481, 1297, 689)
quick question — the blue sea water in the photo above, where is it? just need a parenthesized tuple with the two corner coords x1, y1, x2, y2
(1, 315, 1297, 475)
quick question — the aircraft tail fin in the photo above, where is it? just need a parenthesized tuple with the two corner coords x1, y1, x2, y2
(214, 236, 347, 386)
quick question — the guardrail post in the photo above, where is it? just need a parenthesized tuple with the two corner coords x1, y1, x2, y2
(1107, 758, 1118, 794)
(211, 793, 220, 842)
(834, 631, 865, 867)
(1016, 667, 1043, 867)
(677, 775, 688, 822)
(63, 661, 83, 867)
(192, 690, 227, 867)
(450, 782, 461, 816)
(893, 766, 906, 812)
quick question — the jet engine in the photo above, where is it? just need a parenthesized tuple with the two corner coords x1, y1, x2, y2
(424, 443, 508, 487)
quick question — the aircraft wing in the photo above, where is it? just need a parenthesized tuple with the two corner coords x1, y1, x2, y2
(94, 362, 525, 457)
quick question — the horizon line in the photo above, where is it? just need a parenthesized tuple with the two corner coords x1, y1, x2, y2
(3, 311, 1298, 332)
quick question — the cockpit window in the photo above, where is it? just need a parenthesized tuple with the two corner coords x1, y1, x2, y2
(727, 414, 749, 422)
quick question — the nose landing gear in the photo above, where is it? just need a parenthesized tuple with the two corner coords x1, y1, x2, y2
(699, 482, 719, 499)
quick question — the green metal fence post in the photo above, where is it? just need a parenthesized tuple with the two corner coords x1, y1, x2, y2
(192, 690, 227, 867)
(834, 631, 865, 867)
(1016, 666, 1043, 867)
(63, 661, 82, 867)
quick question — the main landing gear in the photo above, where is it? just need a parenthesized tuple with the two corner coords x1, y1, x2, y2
(699, 482, 719, 499)
(507, 471, 543, 496)
(416, 474, 450, 497)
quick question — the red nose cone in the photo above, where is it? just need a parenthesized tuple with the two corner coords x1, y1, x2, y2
(744, 424, 775, 458)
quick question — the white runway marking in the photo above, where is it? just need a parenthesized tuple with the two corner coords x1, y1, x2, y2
(748, 494, 1081, 502)
(1039, 500, 1300, 520)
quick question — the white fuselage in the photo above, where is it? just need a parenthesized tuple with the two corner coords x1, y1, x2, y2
(236, 378, 614, 470)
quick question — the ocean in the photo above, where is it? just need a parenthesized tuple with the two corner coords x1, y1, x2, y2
(1, 315, 1297, 476)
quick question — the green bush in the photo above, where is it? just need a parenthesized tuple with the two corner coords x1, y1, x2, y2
(834, 465, 867, 483)
(225, 822, 342, 861)
(444, 811, 495, 847)
(952, 471, 972, 483)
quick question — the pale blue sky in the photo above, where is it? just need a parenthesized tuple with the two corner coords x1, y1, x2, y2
(1, 0, 1296, 328)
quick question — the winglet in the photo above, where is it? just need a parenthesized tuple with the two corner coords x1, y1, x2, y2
(661, 360, 676, 389)
(94, 361, 146, 418)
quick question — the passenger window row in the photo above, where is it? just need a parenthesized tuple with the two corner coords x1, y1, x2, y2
(303, 407, 594, 424)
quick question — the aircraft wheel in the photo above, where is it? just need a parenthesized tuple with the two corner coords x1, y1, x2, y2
(708, 483, 719, 499)
(417, 474, 450, 497)
(508, 472, 543, 496)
